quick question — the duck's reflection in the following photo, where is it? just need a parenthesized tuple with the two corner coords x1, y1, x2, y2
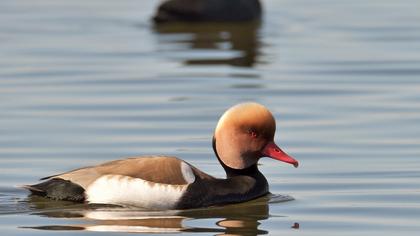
(153, 22, 261, 67)
(22, 194, 293, 234)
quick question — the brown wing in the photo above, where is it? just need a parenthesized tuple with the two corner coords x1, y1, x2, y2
(46, 156, 194, 189)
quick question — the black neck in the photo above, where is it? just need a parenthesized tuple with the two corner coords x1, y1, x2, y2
(212, 137, 262, 178)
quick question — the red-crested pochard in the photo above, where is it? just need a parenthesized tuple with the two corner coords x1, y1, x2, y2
(23, 103, 298, 209)
(153, 0, 262, 23)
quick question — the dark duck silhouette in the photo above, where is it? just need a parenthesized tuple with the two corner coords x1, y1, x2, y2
(153, 0, 262, 23)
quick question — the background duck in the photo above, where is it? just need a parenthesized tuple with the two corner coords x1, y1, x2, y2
(153, 0, 262, 23)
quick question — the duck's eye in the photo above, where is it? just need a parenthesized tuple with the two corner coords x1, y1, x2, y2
(248, 130, 258, 138)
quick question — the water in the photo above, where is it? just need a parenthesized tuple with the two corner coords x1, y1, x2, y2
(1, 0, 420, 235)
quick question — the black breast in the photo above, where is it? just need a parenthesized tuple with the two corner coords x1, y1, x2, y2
(175, 138, 269, 209)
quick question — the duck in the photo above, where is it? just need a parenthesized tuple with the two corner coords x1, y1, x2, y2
(153, 0, 262, 23)
(23, 103, 298, 210)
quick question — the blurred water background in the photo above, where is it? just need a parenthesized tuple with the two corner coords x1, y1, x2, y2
(1, 0, 420, 235)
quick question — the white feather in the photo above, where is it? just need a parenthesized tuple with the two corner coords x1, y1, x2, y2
(180, 162, 195, 184)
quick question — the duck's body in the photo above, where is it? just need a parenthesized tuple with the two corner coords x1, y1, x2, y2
(153, 0, 262, 23)
(27, 156, 267, 209)
(24, 103, 298, 209)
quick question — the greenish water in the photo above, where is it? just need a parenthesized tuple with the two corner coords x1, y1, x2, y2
(1, 0, 420, 235)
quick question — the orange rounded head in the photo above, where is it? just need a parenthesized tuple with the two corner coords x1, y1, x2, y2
(214, 102, 298, 170)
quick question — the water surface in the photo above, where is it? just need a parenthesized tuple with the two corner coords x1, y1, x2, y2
(1, 0, 420, 235)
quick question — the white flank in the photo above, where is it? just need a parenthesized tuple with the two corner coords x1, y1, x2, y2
(86, 175, 188, 210)
(180, 162, 195, 184)
(85, 211, 184, 220)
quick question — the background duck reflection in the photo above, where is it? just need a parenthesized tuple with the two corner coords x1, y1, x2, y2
(153, 22, 261, 67)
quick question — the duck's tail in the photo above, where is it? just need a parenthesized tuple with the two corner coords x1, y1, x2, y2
(20, 179, 85, 202)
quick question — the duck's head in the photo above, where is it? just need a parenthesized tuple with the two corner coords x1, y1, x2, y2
(214, 103, 298, 170)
